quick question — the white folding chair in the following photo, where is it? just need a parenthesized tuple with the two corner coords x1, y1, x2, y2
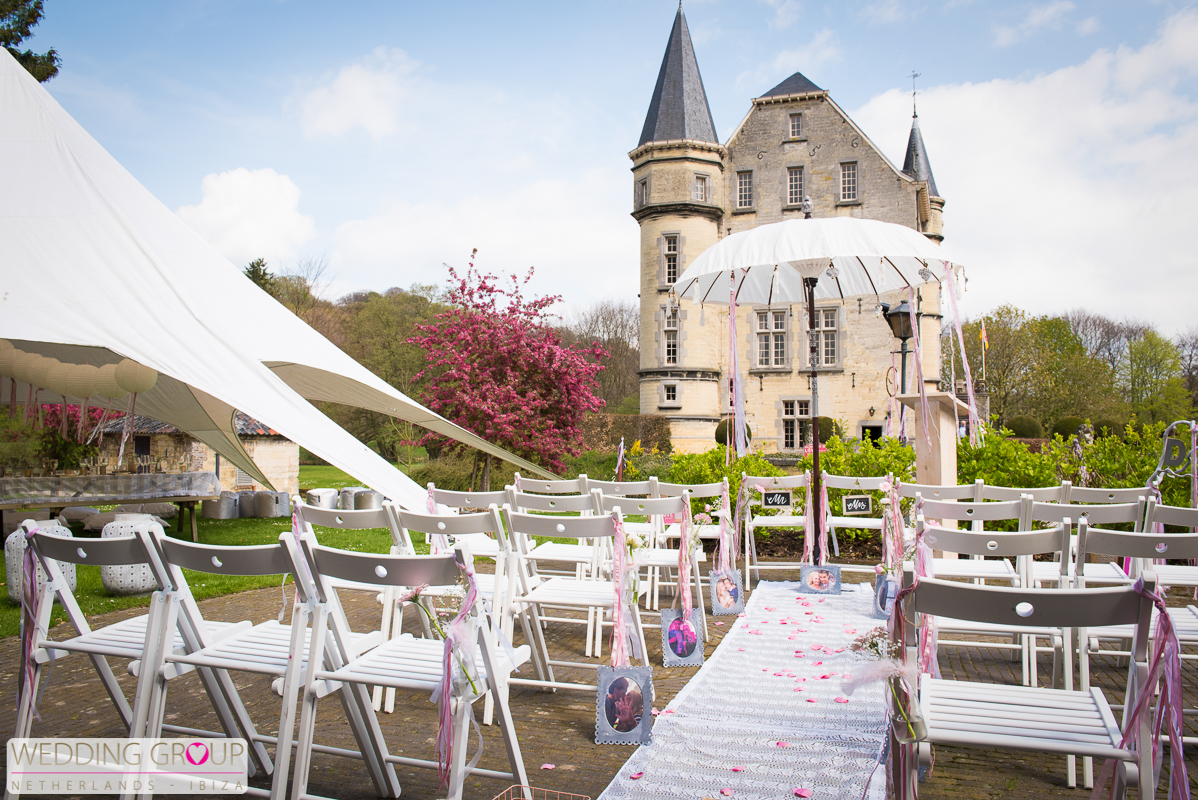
(1138, 500, 1198, 589)
(505, 488, 598, 577)
(894, 575, 1162, 797)
(15, 522, 260, 774)
(502, 505, 650, 691)
(906, 496, 1027, 584)
(1028, 500, 1146, 588)
(594, 492, 708, 642)
(981, 481, 1071, 503)
(141, 532, 342, 800)
(425, 484, 510, 560)
(513, 472, 588, 495)
(289, 538, 529, 800)
(822, 471, 892, 569)
(741, 472, 810, 589)
(1069, 485, 1154, 505)
(654, 478, 729, 542)
(584, 477, 657, 544)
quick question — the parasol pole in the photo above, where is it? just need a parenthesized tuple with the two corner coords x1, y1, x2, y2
(804, 275, 823, 565)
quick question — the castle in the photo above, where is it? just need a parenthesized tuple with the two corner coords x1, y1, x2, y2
(633, 6, 946, 454)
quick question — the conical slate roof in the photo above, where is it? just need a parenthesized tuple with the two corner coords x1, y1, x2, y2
(638, 7, 718, 146)
(902, 114, 939, 198)
(760, 72, 824, 98)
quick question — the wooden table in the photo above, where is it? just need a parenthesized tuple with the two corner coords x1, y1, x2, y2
(0, 472, 221, 542)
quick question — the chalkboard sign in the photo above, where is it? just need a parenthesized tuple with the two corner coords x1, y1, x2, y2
(842, 495, 872, 516)
(761, 490, 792, 509)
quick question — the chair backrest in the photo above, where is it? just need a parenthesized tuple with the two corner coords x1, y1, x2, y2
(899, 574, 1155, 639)
(1077, 518, 1198, 564)
(584, 478, 654, 496)
(303, 539, 466, 598)
(427, 483, 509, 511)
(918, 496, 1025, 524)
(30, 527, 158, 567)
(594, 493, 687, 517)
(157, 536, 294, 577)
(1068, 485, 1150, 505)
(822, 472, 892, 491)
(654, 479, 727, 499)
(898, 480, 982, 501)
(506, 489, 597, 514)
(1030, 499, 1145, 528)
(513, 473, 588, 494)
(915, 514, 1066, 559)
(982, 481, 1070, 503)
(294, 500, 392, 531)
(503, 506, 618, 542)
(392, 504, 507, 562)
(741, 472, 808, 492)
(1146, 502, 1198, 530)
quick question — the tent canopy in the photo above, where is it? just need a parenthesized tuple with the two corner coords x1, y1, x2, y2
(0, 49, 554, 507)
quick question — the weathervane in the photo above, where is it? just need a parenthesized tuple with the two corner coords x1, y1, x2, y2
(909, 71, 921, 117)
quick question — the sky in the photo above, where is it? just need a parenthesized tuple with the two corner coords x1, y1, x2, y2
(23, 0, 1198, 334)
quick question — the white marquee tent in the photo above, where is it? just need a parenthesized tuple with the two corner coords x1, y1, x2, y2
(0, 49, 553, 508)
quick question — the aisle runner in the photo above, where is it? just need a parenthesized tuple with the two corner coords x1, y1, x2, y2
(599, 582, 888, 800)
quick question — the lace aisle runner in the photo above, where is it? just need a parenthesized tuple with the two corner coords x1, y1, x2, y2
(600, 582, 888, 800)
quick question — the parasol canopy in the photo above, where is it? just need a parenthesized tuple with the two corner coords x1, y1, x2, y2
(675, 217, 960, 305)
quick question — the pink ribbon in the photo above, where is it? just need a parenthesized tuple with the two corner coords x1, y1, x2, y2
(941, 262, 983, 447)
(888, 579, 924, 800)
(882, 480, 905, 574)
(716, 482, 734, 575)
(1090, 577, 1189, 800)
(818, 479, 831, 566)
(18, 524, 43, 722)
(434, 553, 480, 791)
(907, 287, 935, 454)
(426, 493, 450, 554)
(609, 512, 633, 668)
(803, 478, 815, 565)
(677, 502, 694, 619)
(912, 523, 940, 679)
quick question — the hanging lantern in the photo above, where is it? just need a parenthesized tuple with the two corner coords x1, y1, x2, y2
(27, 356, 60, 390)
(94, 363, 129, 401)
(114, 359, 157, 394)
(0, 345, 17, 377)
(45, 361, 72, 398)
(65, 365, 99, 400)
(9, 350, 37, 385)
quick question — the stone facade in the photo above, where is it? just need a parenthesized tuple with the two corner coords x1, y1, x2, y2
(632, 8, 946, 454)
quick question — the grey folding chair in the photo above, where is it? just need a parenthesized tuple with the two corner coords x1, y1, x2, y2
(907, 496, 1027, 584)
(822, 471, 892, 571)
(1028, 499, 1146, 588)
(741, 472, 810, 589)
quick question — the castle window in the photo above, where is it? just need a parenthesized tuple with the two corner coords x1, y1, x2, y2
(812, 307, 841, 367)
(665, 235, 679, 284)
(737, 171, 753, 209)
(789, 113, 802, 139)
(693, 174, 709, 202)
(787, 167, 804, 206)
(756, 310, 788, 368)
(637, 178, 649, 208)
(664, 308, 679, 365)
(781, 398, 812, 451)
(840, 162, 858, 202)
(663, 383, 678, 405)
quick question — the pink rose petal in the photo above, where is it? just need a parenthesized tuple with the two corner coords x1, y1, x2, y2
(630, 771, 644, 780)
(793, 686, 805, 692)
(651, 707, 661, 716)
(834, 697, 850, 703)
(738, 613, 747, 617)
(715, 621, 724, 626)
(541, 763, 555, 770)
(721, 789, 734, 797)
(806, 697, 818, 703)
(765, 607, 776, 611)
(663, 709, 675, 714)
(738, 647, 746, 651)
(795, 789, 814, 798)
(776, 741, 791, 747)
(731, 766, 745, 772)
(813, 661, 823, 666)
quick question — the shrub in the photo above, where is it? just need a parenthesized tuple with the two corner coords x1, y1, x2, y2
(1051, 416, 1086, 440)
(958, 429, 1056, 490)
(0, 415, 42, 469)
(817, 417, 843, 444)
(668, 446, 782, 508)
(714, 419, 752, 446)
(1005, 415, 1043, 439)
(408, 454, 517, 493)
(1092, 418, 1123, 439)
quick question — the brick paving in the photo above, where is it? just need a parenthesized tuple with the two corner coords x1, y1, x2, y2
(2, 561, 1197, 799)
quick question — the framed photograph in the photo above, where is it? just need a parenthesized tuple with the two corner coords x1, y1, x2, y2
(595, 666, 654, 745)
(799, 564, 842, 594)
(709, 568, 745, 615)
(660, 608, 705, 667)
(873, 575, 899, 618)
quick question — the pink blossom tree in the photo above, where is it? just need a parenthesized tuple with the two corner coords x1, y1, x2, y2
(408, 252, 607, 488)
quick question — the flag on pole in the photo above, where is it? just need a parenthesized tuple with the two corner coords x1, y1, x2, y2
(980, 319, 989, 350)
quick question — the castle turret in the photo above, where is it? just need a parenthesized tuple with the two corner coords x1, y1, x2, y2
(902, 112, 945, 241)
(630, 5, 727, 449)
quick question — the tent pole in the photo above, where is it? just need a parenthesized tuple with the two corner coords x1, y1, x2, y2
(805, 277, 822, 565)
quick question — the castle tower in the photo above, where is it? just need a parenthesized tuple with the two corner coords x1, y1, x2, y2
(901, 111, 945, 241)
(630, 5, 727, 450)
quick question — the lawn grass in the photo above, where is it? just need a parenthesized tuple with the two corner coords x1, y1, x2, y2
(298, 464, 366, 491)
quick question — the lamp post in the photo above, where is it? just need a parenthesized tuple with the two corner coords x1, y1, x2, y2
(882, 301, 917, 442)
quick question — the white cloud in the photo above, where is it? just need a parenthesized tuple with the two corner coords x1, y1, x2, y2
(331, 169, 638, 310)
(994, 0, 1075, 45)
(862, 0, 906, 25)
(176, 167, 316, 266)
(736, 29, 840, 95)
(297, 47, 419, 140)
(852, 9, 1198, 335)
(1077, 16, 1100, 36)
(760, 0, 802, 29)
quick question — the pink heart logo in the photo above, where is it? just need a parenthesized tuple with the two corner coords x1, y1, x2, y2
(185, 743, 209, 766)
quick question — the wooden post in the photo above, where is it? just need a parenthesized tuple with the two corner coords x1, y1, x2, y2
(898, 390, 969, 557)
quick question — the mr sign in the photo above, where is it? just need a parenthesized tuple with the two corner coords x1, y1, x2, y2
(842, 495, 872, 516)
(761, 490, 792, 510)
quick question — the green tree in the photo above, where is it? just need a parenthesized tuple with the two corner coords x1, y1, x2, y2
(243, 258, 276, 294)
(2, 0, 59, 82)
(1121, 330, 1193, 424)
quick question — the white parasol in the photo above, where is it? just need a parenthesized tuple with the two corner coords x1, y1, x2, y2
(674, 216, 970, 562)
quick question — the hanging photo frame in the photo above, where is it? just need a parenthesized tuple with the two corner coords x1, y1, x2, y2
(873, 575, 899, 618)
(800, 564, 842, 595)
(595, 666, 654, 745)
(660, 608, 705, 667)
(709, 568, 744, 615)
